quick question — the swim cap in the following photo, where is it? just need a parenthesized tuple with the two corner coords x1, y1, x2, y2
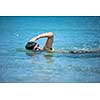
(25, 42, 37, 50)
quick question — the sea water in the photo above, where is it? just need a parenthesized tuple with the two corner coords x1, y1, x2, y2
(0, 16, 100, 82)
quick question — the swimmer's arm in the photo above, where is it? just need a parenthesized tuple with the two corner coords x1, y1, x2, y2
(29, 32, 53, 42)
(38, 32, 53, 39)
(29, 32, 54, 50)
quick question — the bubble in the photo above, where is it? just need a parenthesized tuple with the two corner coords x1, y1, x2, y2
(14, 32, 20, 37)
(16, 33, 19, 37)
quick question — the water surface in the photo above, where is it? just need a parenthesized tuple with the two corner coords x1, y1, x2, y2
(0, 16, 100, 82)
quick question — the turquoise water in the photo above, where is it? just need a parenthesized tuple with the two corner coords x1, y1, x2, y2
(0, 16, 100, 82)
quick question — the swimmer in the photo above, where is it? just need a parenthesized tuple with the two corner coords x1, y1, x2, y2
(25, 32, 54, 52)
(25, 32, 100, 54)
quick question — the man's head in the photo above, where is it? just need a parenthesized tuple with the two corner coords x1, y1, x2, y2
(25, 42, 40, 51)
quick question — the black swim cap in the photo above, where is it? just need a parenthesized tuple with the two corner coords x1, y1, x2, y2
(25, 42, 37, 50)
